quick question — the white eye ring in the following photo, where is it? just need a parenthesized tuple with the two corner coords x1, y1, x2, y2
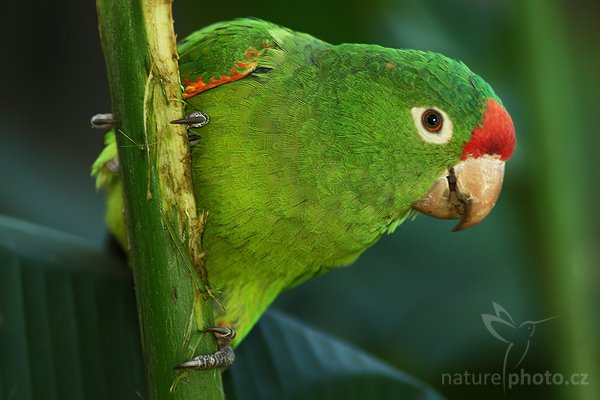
(411, 106, 453, 144)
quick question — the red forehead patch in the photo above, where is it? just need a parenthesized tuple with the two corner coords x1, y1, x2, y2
(461, 99, 516, 161)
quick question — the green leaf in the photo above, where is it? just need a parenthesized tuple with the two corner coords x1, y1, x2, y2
(0, 215, 147, 400)
(0, 215, 443, 400)
(225, 310, 444, 400)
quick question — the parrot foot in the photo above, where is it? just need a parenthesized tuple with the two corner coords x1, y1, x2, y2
(171, 111, 210, 128)
(173, 326, 236, 371)
(171, 111, 210, 147)
(90, 113, 117, 129)
(187, 133, 200, 147)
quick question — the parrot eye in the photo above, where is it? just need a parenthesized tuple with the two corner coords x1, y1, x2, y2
(422, 109, 443, 132)
(411, 106, 453, 144)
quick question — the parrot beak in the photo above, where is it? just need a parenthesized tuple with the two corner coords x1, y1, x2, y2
(411, 155, 505, 231)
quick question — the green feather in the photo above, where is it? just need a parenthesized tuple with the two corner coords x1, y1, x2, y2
(93, 18, 501, 344)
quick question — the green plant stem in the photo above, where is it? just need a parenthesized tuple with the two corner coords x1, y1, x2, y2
(96, 0, 224, 398)
(517, 1, 598, 399)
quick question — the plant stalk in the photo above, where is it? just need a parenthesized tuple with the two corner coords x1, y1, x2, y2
(96, 0, 224, 398)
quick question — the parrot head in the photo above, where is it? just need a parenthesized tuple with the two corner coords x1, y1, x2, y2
(382, 51, 516, 231)
(411, 98, 515, 231)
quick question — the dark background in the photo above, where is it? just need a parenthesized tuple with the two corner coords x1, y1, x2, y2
(1, 0, 598, 399)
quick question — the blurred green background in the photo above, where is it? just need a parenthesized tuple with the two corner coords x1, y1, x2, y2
(1, 0, 598, 399)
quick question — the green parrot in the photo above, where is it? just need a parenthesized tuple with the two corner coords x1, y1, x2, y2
(93, 18, 515, 365)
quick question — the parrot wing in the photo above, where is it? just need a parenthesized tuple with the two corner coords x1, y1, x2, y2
(178, 18, 323, 99)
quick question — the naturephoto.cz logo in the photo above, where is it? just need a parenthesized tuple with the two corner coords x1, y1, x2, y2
(441, 302, 590, 391)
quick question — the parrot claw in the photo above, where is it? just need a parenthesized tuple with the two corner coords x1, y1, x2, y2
(90, 113, 117, 129)
(188, 132, 200, 147)
(171, 111, 210, 129)
(174, 326, 236, 371)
